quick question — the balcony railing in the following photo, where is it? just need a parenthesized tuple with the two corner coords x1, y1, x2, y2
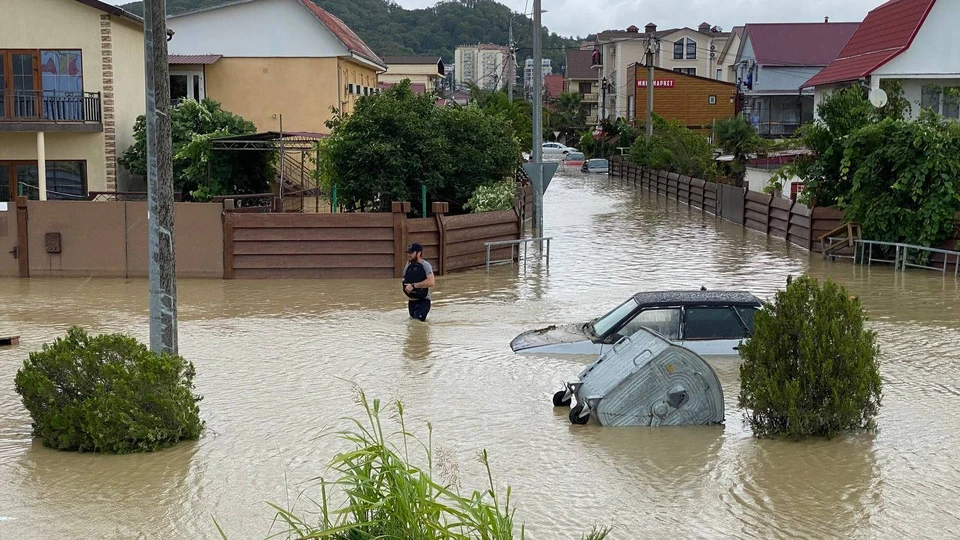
(755, 122, 802, 138)
(582, 93, 599, 102)
(0, 90, 102, 124)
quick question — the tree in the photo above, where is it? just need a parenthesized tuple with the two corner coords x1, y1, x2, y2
(628, 114, 718, 180)
(119, 99, 275, 201)
(317, 81, 519, 214)
(15, 327, 204, 453)
(715, 116, 763, 188)
(550, 92, 587, 144)
(738, 276, 882, 440)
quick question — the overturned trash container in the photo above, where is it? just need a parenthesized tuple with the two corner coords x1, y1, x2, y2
(563, 328, 724, 427)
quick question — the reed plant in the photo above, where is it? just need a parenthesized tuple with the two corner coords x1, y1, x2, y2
(218, 389, 611, 540)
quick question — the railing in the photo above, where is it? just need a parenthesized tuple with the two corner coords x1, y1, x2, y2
(485, 237, 552, 273)
(88, 191, 183, 202)
(211, 193, 279, 213)
(754, 122, 801, 138)
(0, 90, 102, 123)
(856, 240, 960, 276)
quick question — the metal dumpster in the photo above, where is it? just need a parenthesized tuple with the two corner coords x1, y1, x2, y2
(562, 328, 724, 426)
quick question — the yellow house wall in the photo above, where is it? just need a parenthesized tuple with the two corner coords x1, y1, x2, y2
(110, 19, 147, 154)
(0, 133, 107, 192)
(204, 57, 342, 133)
(381, 63, 440, 87)
(340, 59, 380, 115)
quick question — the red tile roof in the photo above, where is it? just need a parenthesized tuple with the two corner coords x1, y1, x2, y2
(743, 22, 860, 67)
(169, 54, 223, 65)
(298, 0, 385, 69)
(544, 74, 565, 99)
(803, 0, 937, 88)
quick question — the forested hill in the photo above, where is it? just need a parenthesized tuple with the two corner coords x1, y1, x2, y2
(120, 0, 580, 71)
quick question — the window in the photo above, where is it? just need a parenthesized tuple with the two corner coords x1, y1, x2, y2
(923, 85, 960, 119)
(0, 160, 86, 201)
(614, 308, 682, 341)
(683, 307, 747, 340)
(591, 297, 640, 338)
(673, 68, 696, 76)
(674, 40, 684, 60)
(686, 39, 697, 60)
(170, 72, 203, 105)
(735, 306, 758, 335)
(716, 69, 723, 80)
(579, 81, 592, 94)
(2, 50, 89, 121)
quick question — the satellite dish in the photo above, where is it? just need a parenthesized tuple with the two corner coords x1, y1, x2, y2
(870, 88, 888, 108)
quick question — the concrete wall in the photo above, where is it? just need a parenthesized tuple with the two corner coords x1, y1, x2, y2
(204, 57, 341, 133)
(24, 201, 223, 278)
(0, 132, 107, 193)
(167, 0, 346, 58)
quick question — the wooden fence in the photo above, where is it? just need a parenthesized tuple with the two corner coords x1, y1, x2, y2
(223, 200, 522, 279)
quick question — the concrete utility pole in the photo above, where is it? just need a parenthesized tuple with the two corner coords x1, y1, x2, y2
(531, 0, 544, 236)
(645, 22, 657, 141)
(143, 0, 179, 355)
(508, 21, 515, 102)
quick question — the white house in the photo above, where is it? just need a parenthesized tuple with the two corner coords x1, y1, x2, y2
(803, 0, 959, 120)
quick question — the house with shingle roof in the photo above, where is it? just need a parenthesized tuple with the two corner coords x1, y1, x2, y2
(166, 0, 386, 134)
(565, 48, 600, 124)
(734, 22, 859, 137)
(803, 0, 959, 121)
(381, 56, 445, 93)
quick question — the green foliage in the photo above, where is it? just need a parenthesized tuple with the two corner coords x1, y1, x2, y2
(14, 327, 203, 453)
(119, 99, 275, 201)
(241, 390, 610, 539)
(317, 82, 519, 214)
(715, 116, 763, 188)
(579, 119, 642, 160)
(465, 180, 516, 213)
(628, 115, 718, 180)
(549, 92, 588, 142)
(468, 84, 534, 152)
(738, 276, 882, 440)
(839, 111, 960, 247)
(122, 0, 580, 73)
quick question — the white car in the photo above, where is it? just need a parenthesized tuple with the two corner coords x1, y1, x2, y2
(541, 142, 577, 158)
(510, 291, 762, 357)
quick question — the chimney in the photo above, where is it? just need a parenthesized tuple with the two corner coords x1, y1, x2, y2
(699, 22, 711, 32)
(824, 16, 830, 23)
(626, 25, 639, 33)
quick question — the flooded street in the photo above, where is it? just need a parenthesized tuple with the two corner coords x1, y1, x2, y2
(2, 170, 960, 539)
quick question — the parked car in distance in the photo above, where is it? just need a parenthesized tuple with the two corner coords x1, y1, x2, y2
(582, 158, 609, 174)
(510, 290, 763, 357)
(562, 152, 586, 167)
(541, 142, 577, 158)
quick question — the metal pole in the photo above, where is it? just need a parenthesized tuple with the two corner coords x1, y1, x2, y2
(279, 114, 284, 209)
(531, 0, 544, 236)
(421, 184, 427, 217)
(508, 19, 514, 103)
(645, 25, 656, 141)
(143, 0, 178, 354)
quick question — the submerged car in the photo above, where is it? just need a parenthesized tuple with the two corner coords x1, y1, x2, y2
(511, 290, 762, 357)
(562, 152, 586, 168)
(582, 158, 609, 174)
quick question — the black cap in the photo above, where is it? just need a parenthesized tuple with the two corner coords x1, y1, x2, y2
(406, 242, 423, 254)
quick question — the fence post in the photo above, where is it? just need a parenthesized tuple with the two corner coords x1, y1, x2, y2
(16, 196, 29, 278)
(222, 200, 235, 279)
(392, 201, 411, 278)
(433, 201, 449, 276)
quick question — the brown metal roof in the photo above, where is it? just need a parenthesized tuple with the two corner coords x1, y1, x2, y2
(169, 54, 223, 65)
(742, 22, 860, 67)
(383, 56, 443, 65)
(565, 49, 597, 80)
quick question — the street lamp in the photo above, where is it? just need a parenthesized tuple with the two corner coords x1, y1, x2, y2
(508, 9, 547, 102)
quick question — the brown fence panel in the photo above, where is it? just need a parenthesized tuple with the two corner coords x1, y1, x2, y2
(667, 172, 680, 200)
(744, 191, 771, 232)
(768, 197, 794, 239)
(810, 207, 846, 253)
(677, 176, 691, 205)
(703, 182, 719, 215)
(230, 212, 396, 279)
(690, 178, 705, 209)
(408, 217, 441, 272)
(721, 185, 746, 225)
(443, 209, 520, 273)
(788, 203, 813, 250)
(657, 170, 669, 195)
(0, 202, 19, 277)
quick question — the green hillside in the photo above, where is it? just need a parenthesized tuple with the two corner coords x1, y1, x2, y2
(120, 0, 580, 72)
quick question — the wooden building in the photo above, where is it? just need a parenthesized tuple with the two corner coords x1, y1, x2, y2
(628, 65, 737, 133)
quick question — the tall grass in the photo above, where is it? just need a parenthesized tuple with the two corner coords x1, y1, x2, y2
(220, 389, 611, 540)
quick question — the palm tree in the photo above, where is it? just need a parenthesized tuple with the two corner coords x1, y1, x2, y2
(551, 92, 587, 144)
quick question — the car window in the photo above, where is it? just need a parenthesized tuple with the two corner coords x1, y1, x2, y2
(684, 307, 747, 340)
(612, 308, 682, 342)
(566, 153, 585, 160)
(591, 297, 640, 338)
(735, 306, 758, 334)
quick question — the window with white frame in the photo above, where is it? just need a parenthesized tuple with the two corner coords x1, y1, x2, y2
(921, 85, 959, 119)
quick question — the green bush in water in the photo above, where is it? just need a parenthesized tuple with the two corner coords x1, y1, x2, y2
(14, 327, 203, 453)
(229, 390, 611, 540)
(738, 276, 882, 440)
(465, 180, 516, 213)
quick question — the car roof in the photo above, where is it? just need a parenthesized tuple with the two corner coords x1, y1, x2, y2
(631, 290, 762, 306)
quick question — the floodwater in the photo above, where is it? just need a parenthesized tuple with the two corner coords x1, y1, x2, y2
(2, 170, 960, 539)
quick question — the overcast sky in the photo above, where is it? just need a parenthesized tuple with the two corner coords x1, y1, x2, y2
(107, 0, 881, 38)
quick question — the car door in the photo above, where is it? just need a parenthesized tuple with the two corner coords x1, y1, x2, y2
(541, 143, 558, 157)
(680, 306, 750, 356)
(599, 307, 682, 356)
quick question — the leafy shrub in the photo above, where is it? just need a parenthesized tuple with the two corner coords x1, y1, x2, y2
(240, 390, 611, 540)
(465, 180, 516, 213)
(715, 116, 764, 187)
(14, 327, 204, 453)
(738, 276, 882, 440)
(628, 115, 718, 180)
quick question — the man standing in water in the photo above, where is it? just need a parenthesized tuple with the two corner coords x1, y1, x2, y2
(402, 243, 435, 321)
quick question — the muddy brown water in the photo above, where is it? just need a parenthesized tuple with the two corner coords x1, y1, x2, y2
(2, 171, 959, 539)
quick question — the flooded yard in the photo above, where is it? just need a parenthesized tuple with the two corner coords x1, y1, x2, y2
(1, 171, 959, 538)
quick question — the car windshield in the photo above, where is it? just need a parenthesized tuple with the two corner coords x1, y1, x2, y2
(588, 159, 608, 167)
(589, 297, 640, 337)
(566, 153, 585, 160)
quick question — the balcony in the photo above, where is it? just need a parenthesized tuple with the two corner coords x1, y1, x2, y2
(0, 90, 103, 133)
(581, 92, 599, 102)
